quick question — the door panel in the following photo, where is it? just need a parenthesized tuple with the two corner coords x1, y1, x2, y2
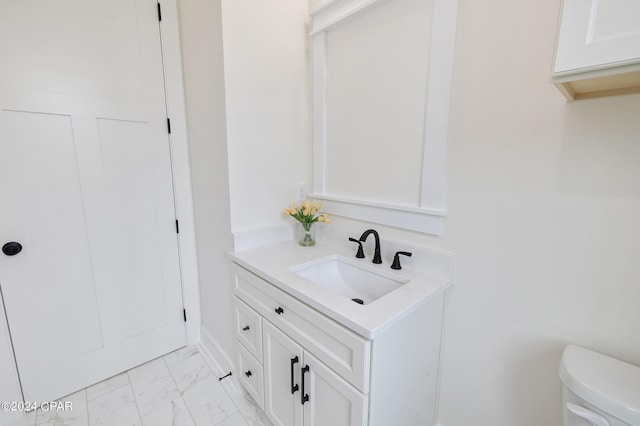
(0, 0, 149, 102)
(0, 292, 21, 426)
(0, 0, 185, 402)
(0, 110, 105, 366)
(97, 118, 173, 338)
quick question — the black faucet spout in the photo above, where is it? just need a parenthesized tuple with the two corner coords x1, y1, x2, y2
(359, 229, 382, 264)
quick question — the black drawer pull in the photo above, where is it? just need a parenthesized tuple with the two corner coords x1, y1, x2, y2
(275, 307, 284, 315)
(245, 370, 252, 378)
(290, 356, 299, 394)
(301, 365, 309, 405)
(242, 325, 250, 331)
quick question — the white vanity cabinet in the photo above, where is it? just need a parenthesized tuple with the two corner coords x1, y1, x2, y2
(552, 0, 640, 100)
(262, 322, 367, 426)
(231, 260, 447, 426)
(232, 263, 369, 426)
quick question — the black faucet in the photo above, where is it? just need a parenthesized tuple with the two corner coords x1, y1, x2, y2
(359, 229, 382, 264)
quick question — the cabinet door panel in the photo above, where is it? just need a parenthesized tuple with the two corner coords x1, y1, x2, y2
(554, 0, 640, 73)
(303, 352, 368, 426)
(263, 321, 303, 426)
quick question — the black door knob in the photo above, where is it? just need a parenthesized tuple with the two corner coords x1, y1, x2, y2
(2, 242, 22, 256)
(2, 241, 22, 256)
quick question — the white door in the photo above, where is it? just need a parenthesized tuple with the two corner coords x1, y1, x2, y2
(0, 0, 185, 402)
(302, 352, 367, 426)
(0, 300, 21, 425)
(554, 0, 640, 73)
(263, 322, 303, 426)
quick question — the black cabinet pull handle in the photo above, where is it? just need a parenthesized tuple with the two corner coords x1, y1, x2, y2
(290, 356, 299, 394)
(244, 370, 252, 378)
(275, 307, 284, 315)
(242, 325, 250, 331)
(301, 365, 309, 405)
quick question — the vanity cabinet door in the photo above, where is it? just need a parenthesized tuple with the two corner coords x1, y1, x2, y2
(263, 321, 304, 426)
(263, 321, 367, 426)
(302, 351, 368, 426)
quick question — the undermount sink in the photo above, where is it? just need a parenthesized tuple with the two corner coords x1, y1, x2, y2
(290, 255, 409, 305)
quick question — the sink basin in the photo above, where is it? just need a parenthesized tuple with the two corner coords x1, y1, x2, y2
(291, 255, 409, 305)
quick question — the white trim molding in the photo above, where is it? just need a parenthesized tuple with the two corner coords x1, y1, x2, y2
(159, 0, 201, 346)
(315, 194, 447, 234)
(198, 328, 241, 396)
(310, 0, 458, 235)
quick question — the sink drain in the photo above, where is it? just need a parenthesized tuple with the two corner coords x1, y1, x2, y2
(351, 298, 364, 305)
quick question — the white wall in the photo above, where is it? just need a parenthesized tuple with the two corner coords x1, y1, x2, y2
(221, 0, 311, 233)
(435, 1, 640, 424)
(177, 0, 311, 369)
(329, 0, 640, 425)
(179, 0, 640, 424)
(177, 0, 235, 367)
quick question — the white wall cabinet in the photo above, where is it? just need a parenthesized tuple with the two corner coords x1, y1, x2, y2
(552, 0, 640, 100)
(231, 262, 446, 426)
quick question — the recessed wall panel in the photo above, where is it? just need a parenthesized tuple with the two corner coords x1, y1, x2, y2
(324, 0, 433, 206)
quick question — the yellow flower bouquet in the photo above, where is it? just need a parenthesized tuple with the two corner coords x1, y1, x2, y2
(284, 200, 330, 246)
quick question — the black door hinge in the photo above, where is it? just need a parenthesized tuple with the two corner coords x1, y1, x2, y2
(175, 219, 179, 234)
(167, 118, 171, 134)
(183, 309, 187, 322)
(157, 2, 162, 21)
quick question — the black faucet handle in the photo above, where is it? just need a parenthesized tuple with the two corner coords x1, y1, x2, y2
(348, 238, 365, 258)
(391, 251, 412, 270)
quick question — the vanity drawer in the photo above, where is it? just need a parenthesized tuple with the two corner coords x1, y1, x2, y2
(236, 343, 264, 410)
(232, 263, 371, 393)
(233, 298, 262, 362)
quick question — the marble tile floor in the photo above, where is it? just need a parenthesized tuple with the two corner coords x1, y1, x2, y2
(7, 346, 272, 426)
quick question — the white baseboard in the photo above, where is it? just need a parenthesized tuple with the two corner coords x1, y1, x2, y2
(197, 326, 241, 395)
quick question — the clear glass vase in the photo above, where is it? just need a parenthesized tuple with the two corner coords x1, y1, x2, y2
(298, 222, 316, 246)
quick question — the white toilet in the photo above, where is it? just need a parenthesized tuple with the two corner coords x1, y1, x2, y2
(560, 345, 640, 426)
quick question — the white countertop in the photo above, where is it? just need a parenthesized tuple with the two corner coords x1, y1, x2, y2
(228, 237, 454, 339)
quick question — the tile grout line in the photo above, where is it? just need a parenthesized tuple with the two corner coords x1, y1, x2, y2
(83, 388, 89, 426)
(220, 386, 252, 426)
(126, 367, 145, 426)
(186, 346, 246, 426)
(198, 346, 254, 426)
(162, 351, 198, 426)
(24, 346, 257, 426)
